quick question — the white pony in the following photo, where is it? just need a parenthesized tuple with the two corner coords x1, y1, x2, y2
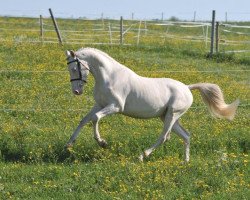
(65, 48, 239, 162)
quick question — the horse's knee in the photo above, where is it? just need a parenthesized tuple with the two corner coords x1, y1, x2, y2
(166, 133, 171, 141)
(92, 113, 101, 123)
(185, 133, 190, 142)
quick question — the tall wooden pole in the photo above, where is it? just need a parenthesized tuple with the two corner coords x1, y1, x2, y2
(108, 23, 112, 44)
(120, 16, 123, 45)
(215, 22, 219, 53)
(101, 13, 104, 29)
(39, 15, 43, 43)
(210, 10, 216, 56)
(49, 8, 63, 45)
(137, 20, 142, 46)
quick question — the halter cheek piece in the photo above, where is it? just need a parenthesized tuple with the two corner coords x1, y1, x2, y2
(67, 58, 89, 83)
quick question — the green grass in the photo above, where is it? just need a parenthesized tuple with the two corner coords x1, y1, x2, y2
(0, 17, 249, 199)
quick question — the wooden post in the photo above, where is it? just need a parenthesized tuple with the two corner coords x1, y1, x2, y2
(210, 10, 216, 56)
(144, 20, 147, 35)
(49, 8, 63, 45)
(108, 23, 112, 44)
(193, 11, 196, 22)
(137, 20, 142, 46)
(120, 16, 123, 45)
(101, 13, 104, 29)
(215, 22, 219, 53)
(39, 15, 43, 42)
(205, 25, 209, 48)
(225, 12, 228, 22)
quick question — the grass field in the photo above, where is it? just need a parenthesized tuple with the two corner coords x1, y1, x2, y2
(0, 17, 249, 199)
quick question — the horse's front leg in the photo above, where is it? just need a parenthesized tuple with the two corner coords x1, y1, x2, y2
(66, 105, 101, 147)
(92, 104, 120, 147)
(93, 120, 107, 148)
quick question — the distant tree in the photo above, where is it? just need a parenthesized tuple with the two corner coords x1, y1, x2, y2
(169, 16, 180, 21)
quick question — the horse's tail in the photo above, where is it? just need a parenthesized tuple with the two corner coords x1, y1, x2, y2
(188, 83, 239, 120)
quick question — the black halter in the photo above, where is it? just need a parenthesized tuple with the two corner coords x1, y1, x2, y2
(67, 58, 88, 83)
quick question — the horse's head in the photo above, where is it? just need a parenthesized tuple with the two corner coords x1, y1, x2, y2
(65, 50, 90, 95)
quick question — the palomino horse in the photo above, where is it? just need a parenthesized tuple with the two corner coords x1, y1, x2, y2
(65, 48, 239, 162)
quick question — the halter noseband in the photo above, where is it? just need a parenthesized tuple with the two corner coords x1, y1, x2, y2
(67, 58, 89, 83)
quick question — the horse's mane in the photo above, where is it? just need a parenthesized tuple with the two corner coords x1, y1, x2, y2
(78, 47, 119, 65)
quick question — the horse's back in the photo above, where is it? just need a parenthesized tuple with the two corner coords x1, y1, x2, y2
(122, 76, 193, 118)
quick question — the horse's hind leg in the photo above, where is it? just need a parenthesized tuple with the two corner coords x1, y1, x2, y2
(139, 108, 181, 161)
(172, 120, 190, 162)
(160, 115, 171, 141)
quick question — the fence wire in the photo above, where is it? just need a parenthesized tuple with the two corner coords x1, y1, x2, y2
(1, 17, 249, 55)
(1, 104, 249, 113)
(0, 69, 249, 74)
(0, 68, 249, 113)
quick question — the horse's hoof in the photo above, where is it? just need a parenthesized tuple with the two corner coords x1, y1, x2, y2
(65, 143, 73, 149)
(99, 139, 108, 148)
(139, 154, 144, 162)
(180, 159, 190, 165)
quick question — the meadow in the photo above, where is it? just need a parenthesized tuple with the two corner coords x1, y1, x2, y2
(0, 17, 249, 199)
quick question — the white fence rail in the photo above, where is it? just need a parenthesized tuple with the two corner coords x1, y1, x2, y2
(0, 13, 250, 55)
(218, 23, 250, 53)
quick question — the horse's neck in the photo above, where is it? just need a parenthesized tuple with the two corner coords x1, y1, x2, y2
(89, 53, 122, 85)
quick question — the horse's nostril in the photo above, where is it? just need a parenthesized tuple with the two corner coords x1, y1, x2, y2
(74, 90, 80, 94)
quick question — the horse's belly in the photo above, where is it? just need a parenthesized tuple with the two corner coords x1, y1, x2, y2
(123, 97, 168, 119)
(123, 108, 166, 119)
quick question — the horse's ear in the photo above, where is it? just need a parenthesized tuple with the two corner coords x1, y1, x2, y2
(70, 50, 76, 57)
(65, 50, 71, 58)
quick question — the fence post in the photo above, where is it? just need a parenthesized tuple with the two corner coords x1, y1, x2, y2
(205, 25, 209, 48)
(101, 13, 104, 29)
(39, 15, 43, 43)
(49, 8, 63, 45)
(137, 20, 142, 46)
(120, 16, 123, 45)
(108, 23, 112, 44)
(215, 21, 219, 53)
(210, 10, 216, 56)
(144, 20, 147, 35)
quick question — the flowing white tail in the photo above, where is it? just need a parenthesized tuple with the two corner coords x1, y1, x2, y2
(188, 83, 240, 120)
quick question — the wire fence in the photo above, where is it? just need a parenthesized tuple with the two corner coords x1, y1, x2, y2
(0, 68, 249, 113)
(0, 69, 250, 74)
(1, 103, 249, 113)
(0, 14, 250, 54)
(219, 23, 250, 53)
(0, 12, 249, 113)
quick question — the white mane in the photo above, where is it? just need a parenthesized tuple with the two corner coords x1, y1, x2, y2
(76, 47, 121, 66)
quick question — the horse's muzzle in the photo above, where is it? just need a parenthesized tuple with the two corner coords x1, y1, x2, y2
(73, 90, 82, 95)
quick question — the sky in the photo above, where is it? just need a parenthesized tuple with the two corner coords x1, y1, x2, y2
(0, 0, 250, 21)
